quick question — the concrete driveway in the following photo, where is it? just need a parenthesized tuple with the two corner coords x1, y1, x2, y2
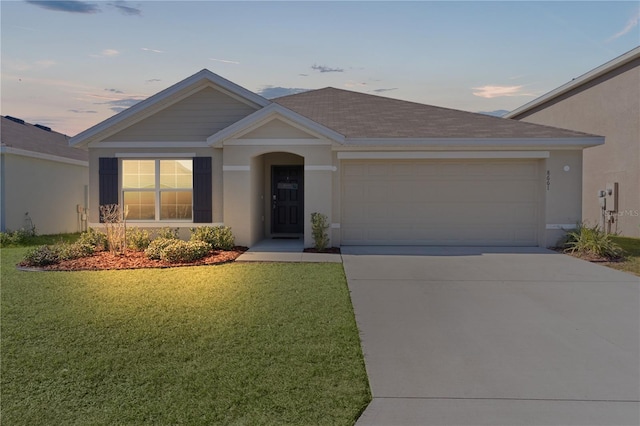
(342, 247, 640, 426)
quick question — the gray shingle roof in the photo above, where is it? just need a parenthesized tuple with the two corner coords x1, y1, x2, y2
(1, 116, 88, 162)
(274, 87, 598, 139)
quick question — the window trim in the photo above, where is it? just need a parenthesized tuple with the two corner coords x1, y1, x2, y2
(121, 158, 194, 222)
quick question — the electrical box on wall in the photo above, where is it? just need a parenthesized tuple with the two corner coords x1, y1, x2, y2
(605, 182, 618, 213)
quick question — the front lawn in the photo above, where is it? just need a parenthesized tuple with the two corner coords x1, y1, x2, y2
(609, 236, 640, 276)
(1, 248, 370, 425)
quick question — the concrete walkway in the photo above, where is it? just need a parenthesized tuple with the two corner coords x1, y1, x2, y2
(342, 247, 640, 426)
(235, 238, 342, 263)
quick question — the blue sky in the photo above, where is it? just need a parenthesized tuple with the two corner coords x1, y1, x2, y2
(1, 1, 638, 136)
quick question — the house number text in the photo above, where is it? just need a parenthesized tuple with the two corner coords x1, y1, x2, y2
(546, 170, 550, 190)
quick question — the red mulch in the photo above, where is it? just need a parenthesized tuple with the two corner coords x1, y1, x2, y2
(20, 248, 248, 271)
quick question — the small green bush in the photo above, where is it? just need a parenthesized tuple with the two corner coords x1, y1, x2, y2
(155, 227, 179, 240)
(0, 228, 36, 248)
(22, 245, 60, 266)
(78, 228, 108, 251)
(127, 227, 151, 251)
(57, 242, 95, 261)
(145, 238, 177, 260)
(21, 241, 95, 266)
(311, 212, 330, 251)
(190, 226, 235, 250)
(563, 223, 624, 260)
(160, 240, 211, 263)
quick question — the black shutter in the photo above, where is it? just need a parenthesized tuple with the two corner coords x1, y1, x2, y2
(99, 158, 119, 222)
(193, 157, 212, 223)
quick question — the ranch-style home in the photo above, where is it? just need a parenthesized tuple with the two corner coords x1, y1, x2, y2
(70, 70, 603, 248)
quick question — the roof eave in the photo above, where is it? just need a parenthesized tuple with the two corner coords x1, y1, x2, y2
(505, 47, 640, 119)
(339, 137, 605, 149)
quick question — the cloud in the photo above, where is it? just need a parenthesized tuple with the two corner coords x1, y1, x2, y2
(108, 1, 142, 16)
(141, 47, 163, 53)
(69, 109, 98, 114)
(91, 49, 120, 58)
(145, 78, 161, 83)
(472, 85, 536, 98)
(256, 86, 310, 99)
(311, 64, 344, 73)
(299, 73, 309, 77)
(210, 58, 240, 65)
(105, 88, 124, 94)
(35, 59, 56, 68)
(94, 96, 144, 112)
(25, 1, 100, 14)
(344, 81, 367, 88)
(607, 8, 640, 41)
(372, 88, 398, 93)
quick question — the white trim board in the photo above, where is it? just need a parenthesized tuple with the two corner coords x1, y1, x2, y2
(0, 146, 89, 167)
(89, 141, 210, 148)
(222, 165, 251, 171)
(116, 152, 196, 158)
(337, 151, 550, 160)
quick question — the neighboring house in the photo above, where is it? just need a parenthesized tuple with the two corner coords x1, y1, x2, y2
(70, 70, 602, 248)
(506, 47, 640, 238)
(1, 116, 89, 235)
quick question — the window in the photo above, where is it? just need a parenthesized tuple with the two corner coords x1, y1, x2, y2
(122, 159, 193, 221)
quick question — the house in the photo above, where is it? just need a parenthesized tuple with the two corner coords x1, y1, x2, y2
(1, 116, 89, 235)
(69, 70, 603, 248)
(506, 47, 640, 238)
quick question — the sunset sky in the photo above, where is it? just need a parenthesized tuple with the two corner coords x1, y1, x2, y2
(1, 1, 638, 136)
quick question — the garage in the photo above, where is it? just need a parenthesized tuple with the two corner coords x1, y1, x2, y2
(341, 159, 542, 246)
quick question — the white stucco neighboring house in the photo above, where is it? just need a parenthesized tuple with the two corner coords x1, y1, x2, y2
(506, 47, 640, 237)
(1, 116, 89, 235)
(70, 70, 603, 248)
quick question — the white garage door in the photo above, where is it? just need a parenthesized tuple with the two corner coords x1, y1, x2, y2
(341, 160, 541, 246)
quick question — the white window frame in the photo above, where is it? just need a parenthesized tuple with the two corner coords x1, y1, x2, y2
(121, 158, 193, 222)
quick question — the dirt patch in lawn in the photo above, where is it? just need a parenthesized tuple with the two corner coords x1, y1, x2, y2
(19, 248, 248, 271)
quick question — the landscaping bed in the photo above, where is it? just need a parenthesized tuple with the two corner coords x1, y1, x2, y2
(18, 247, 247, 271)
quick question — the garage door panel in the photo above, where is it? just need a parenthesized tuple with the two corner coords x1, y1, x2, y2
(341, 160, 540, 246)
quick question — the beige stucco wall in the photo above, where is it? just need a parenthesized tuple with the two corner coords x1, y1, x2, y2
(222, 142, 334, 247)
(543, 150, 584, 246)
(513, 59, 640, 237)
(1, 153, 88, 234)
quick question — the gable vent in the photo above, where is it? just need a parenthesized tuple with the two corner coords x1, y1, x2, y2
(35, 124, 52, 132)
(5, 116, 25, 125)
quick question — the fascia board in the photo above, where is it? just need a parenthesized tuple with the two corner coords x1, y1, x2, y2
(505, 47, 640, 118)
(1, 146, 89, 167)
(70, 69, 270, 148)
(207, 104, 345, 146)
(341, 137, 604, 149)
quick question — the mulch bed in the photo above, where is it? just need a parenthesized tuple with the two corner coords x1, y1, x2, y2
(303, 247, 341, 254)
(19, 248, 248, 271)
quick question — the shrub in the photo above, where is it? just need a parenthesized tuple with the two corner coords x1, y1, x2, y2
(78, 228, 108, 251)
(145, 238, 177, 260)
(22, 245, 60, 266)
(58, 242, 95, 261)
(127, 227, 151, 251)
(563, 223, 624, 260)
(160, 240, 211, 263)
(100, 204, 125, 254)
(190, 226, 235, 250)
(155, 227, 180, 240)
(311, 212, 330, 251)
(0, 228, 36, 247)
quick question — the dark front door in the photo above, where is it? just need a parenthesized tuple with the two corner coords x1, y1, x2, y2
(272, 165, 304, 234)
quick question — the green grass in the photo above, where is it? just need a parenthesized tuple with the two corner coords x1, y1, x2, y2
(609, 236, 640, 276)
(1, 248, 371, 425)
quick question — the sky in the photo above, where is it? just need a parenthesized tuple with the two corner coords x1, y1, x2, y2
(1, 1, 639, 136)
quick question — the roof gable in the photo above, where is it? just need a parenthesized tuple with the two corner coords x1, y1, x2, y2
(207, 103, 345, 147)
(274, 87, 600, 140)
(70, 69, 270, 147)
